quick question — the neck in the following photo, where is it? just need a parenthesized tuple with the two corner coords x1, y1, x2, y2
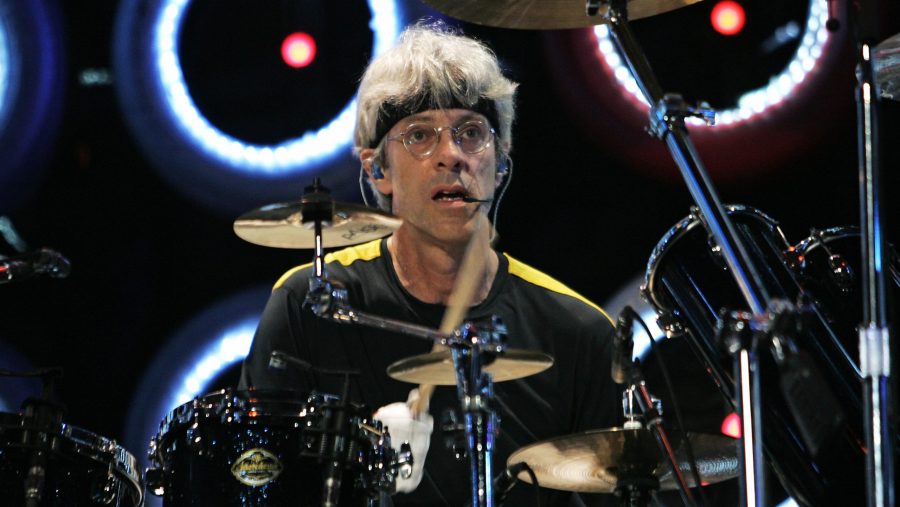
(388, 222, 498, 306)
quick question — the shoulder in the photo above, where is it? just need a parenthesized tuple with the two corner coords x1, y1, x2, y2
(503, 253, 614, 326)
(273, 239, 386, 290)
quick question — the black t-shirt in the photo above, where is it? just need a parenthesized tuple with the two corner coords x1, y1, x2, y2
(240, 238, 620, 506)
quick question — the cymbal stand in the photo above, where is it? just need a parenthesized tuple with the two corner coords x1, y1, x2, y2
(621, 362, 698, 507)
(848, 1, 895, 504)
(299, 183, 507, 506)
(594, 1, 771, 504)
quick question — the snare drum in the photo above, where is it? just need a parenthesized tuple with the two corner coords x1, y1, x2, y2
(147, 389, 396, 506)
(0, 411, 143, 506)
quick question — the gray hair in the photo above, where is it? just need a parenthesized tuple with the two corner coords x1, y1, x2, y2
(354, 22, 518, 210)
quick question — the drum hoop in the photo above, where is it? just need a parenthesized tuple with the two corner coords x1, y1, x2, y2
(0, 412, 143, 505)
(641, 204, 782, 311)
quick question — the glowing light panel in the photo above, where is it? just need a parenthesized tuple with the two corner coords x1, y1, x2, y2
(711, 1, 746, 36)
(0, 13, 10, 128)
(282, 32, 316, 68)
(151, 0, 401, 175)
(593, 0, 830, 125)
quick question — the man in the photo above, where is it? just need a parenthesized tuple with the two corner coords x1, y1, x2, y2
(240, 22, 620, 506)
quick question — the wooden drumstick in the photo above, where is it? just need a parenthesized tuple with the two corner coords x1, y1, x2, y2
(408, 215, 488, 416)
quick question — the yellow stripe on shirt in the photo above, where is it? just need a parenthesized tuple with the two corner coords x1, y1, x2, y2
(504, 253, 614, 325)
(273, 239, 383, 290)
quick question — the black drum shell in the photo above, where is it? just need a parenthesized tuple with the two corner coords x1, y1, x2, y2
(0, 411, 143, 507)
(643, 206, 868, 506)
(148, 389, 393, 507)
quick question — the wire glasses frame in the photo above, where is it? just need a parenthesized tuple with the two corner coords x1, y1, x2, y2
(386, 120, 496, 159)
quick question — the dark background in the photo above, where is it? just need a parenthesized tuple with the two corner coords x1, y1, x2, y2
(0, 0, 898, 503)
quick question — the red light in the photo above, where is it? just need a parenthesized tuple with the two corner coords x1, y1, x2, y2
(721, 412, 742, 438)
(711, 1, 746, 36)
(281, 32, 316, 68)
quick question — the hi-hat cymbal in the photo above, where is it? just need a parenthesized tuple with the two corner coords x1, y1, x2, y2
(387, 349, 553, 385)
(234, 201, 401, 249)
(420, 0, 702, 30)
(876, 32, 900, 101)
(508, 427, 738, 493)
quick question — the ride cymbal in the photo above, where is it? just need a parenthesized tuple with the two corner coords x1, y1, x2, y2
(507, 427, 739, 493)
(234, 201, 401, 249)
(420, 0, 702, 30)
(387, 349, 553, 385)
(876, 32, 900, 101)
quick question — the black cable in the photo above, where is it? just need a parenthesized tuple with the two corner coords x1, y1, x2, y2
(520, 462, 541, 507)
(625, 307, 710, 507)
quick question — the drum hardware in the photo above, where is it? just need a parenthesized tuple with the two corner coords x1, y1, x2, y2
(505, 426, 739, 500)
(1, 367, 143, 506)
(268, 182, 548, 506)
(267, 349, 415, 501)
(147, 388, 397, 506)
(0, 247, 71, 285)
(851, 3, 895, 502)
(874, 32, 900, 100)
(611, 308, 700, 507)
(233, 179, 401, 250)
(418, 0, 702, 29)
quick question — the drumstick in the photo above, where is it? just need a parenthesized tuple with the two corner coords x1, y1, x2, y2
(408, 215, 488, 416)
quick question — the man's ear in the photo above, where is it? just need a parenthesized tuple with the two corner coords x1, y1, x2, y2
(359, 148, 392, 195)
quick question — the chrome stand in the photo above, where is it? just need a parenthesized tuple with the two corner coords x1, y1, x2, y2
(595, 1, 769, 503)
(851, 2, 895, 504)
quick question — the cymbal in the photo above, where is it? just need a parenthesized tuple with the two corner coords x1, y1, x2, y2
(507, 427, 739, 493)
(420, 0, 702, 30)
(875, 32, 900, 101)
(234, 201, 401, 249)
(387, 349, 553, 385)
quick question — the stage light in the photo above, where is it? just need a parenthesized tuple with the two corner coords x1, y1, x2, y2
(721, 411, 742, 438)
(113, 0, 406, 214)
(282, 32, 316, 69)
(711, 1, 746, 36)
(122, 286, 270, 489)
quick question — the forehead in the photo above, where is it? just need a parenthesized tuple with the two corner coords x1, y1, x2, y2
(392, 109, 486, 130)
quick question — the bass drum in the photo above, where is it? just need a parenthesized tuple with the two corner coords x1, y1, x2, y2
(643, 205, 870, 506)
(146, 389, 397, 506)
(0, 411, 143, 506)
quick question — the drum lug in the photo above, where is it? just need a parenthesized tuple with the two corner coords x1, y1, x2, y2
(392, 441, 414, 480)
(144, 466, 166, 496)
(90, 465, 118, 505)
(654, 311, 684, 338)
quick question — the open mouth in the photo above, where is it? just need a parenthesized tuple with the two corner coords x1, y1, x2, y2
(432, 188, 470, 202)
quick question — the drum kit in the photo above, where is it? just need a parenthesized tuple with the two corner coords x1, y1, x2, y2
(1, 0, 898, 506)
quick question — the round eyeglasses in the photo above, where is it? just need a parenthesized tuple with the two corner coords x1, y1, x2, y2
(386, 120, 495, 159)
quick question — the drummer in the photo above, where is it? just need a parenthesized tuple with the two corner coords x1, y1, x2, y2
(240, 21, 621, 506)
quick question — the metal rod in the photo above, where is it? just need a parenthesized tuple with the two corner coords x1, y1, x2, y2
(856, 36, 894, 507)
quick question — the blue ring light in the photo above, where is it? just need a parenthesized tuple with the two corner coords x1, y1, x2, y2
(0, 0, 64, 214)
(122, 286, 270, 481)
(113, 0, 405, 214)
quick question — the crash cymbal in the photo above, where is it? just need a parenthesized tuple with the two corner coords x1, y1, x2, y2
(387, 349, 553, 385)
(234, 201, 401, 249)
(875, 32, 900, 101)
(420, 0, 702, 30)
(507, 427, 738, 493)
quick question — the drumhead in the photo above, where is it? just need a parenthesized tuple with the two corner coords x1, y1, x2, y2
(642, 204, 785, 313)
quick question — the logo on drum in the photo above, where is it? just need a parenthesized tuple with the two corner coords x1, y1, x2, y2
(230, 448, 284, 486)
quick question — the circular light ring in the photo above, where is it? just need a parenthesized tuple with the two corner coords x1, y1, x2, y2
(122, 286, 269, 476)
(0, 0, 65, 213)
(593, 0, 830, 126)
(112, 0, 405, 214)
(541, 1, 853, 181)
(0, 341, 40, 413)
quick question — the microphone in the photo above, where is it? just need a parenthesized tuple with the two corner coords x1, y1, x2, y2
(0, 248, 71, 284)
(825, 0, 840, 31)
(494, 462, 528, 506)
(610, 306, 635, 384)
(461, 196, 493, 204)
